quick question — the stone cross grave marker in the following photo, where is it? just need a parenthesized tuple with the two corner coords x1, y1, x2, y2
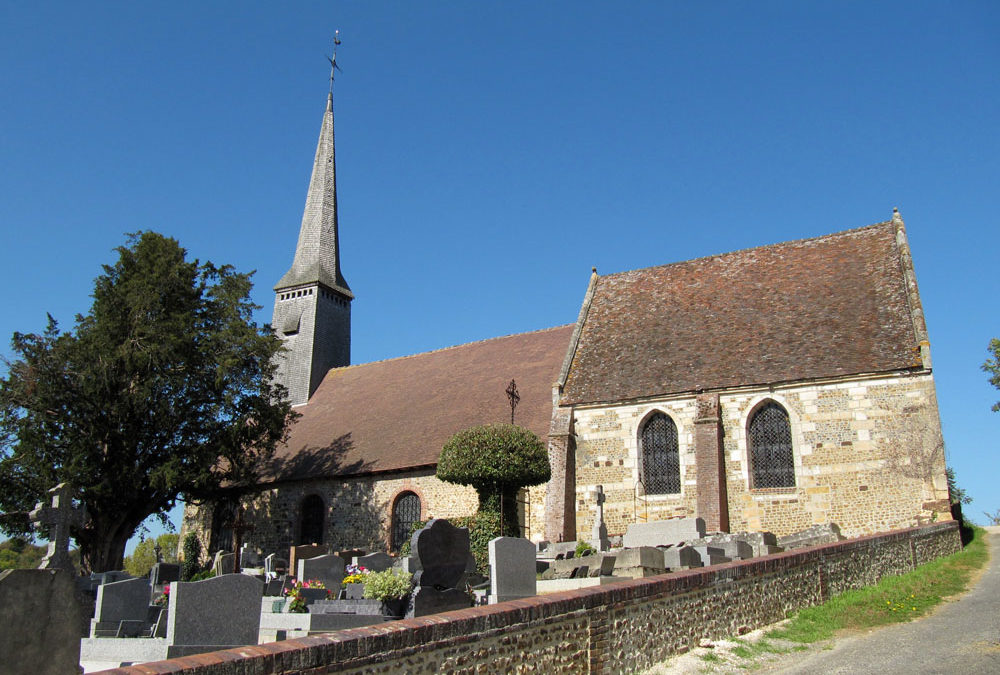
(592, 485, 609, 552)
(29, 483, 86, 573)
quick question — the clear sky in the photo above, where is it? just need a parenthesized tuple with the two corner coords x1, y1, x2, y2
(1, 2, 997, 555)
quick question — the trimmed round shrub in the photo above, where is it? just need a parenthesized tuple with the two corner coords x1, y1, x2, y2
(437, 424, 550, 537)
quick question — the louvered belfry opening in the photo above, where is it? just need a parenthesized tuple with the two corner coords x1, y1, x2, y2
(749, 401, 795, 489)
(641, 412, 681, 494)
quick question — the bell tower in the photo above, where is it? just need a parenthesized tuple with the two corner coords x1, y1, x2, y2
(272, 36, 352, 406)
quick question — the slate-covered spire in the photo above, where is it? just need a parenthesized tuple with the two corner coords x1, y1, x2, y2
(275, 91, 352, 296)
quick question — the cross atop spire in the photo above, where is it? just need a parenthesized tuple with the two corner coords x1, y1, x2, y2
(328, 30, 342, 94)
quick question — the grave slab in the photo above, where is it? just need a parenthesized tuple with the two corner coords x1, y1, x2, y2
(489, 537, 536, 603)
(623, 517, 706, 548)
(0, 568, 83, 675)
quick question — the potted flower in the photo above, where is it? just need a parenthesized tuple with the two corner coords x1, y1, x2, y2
(361, 569, 413, 619)
(341, 564, 369, 599)
(284, 578, 334, 613)
(153, 583, 170, 608)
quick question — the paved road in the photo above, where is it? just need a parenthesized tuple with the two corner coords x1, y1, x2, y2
(771, 531, 1000, 674)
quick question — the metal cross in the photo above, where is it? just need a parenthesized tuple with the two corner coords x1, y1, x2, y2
(29, 483, 86, 572)
(328, 30, 342, 92)
(506, 379, 520, 424)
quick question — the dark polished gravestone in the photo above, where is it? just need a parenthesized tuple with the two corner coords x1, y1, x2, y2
(407, 519, 473, 618)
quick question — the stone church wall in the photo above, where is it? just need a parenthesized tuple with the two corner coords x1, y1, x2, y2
(570, 371, 949, 541)
(181, 470, 478, 561)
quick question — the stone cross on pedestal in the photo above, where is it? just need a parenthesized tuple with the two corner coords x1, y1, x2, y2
(29, 483, 86, 572)
(592, 485, 609, 552)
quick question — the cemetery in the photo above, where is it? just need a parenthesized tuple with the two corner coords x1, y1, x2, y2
(0, 484, 964, 674)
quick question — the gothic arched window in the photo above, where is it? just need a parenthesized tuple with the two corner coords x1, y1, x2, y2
(640, 412, 681, 494)
(391, 492, 421, 552)
(748, 401, 795, 489)
(299, 494, 325, 545)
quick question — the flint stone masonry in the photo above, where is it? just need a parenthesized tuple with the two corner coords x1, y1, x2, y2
(623, 518, 706, 549)
(95, 522, 959, 675)
(0, 569, 83, 675)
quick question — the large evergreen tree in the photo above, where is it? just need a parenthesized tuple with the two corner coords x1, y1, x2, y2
(0, 232, 295, 572)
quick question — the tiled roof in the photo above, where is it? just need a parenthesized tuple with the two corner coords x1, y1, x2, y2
(260, 325, 573, 483)
(561, 221, 923, 406)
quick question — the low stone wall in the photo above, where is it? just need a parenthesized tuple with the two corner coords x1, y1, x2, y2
(96, 521, 960, 675)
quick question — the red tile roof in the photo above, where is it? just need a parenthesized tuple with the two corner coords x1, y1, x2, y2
(560, 221, 923, 406)
(260, 325, 573, 483)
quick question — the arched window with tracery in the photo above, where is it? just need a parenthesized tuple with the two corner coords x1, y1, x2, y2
(298, 494, 325, 545)
(748, 400, 795, 489)
(640, 412, 681, 494)
(391, 491, 421, 552)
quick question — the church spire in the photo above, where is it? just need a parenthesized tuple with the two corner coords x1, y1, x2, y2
(271, 35, 353, 406)
(274, 36, 351, 296)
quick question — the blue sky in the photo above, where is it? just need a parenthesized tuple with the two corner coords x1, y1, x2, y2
(1, 2, 997, 554)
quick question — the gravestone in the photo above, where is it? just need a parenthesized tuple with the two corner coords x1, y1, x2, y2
(353, 551, 395, 572)
(691, 545, 731, 567)
(408, 519, 471, 617)
(264, 553, 288, 578)
(777, 523, 843, 550)
(212, 550, 235, 576)
(167, 574, 263, 652)
(612, 547, 667, 578)
(488, 537, 536, 603)
(591, 485, 610, 552)
(661, 544, 703, 569)
(240, 543, 261, 568)
(29, 482, 86, 573)
(91, 577, 153, 637)
(149, 562, 180, 589)
(289, 543, 328, 576)
(623, 517, 706, 549)
(297, 553, 346, 589)
(0, 568, 83, 675)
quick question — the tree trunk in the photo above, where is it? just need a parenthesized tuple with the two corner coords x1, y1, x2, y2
(477, 486, 521, 538)
(80, 511, 146, 573)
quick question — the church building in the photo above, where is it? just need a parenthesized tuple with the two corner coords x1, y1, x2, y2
(183, 88, 951, 557)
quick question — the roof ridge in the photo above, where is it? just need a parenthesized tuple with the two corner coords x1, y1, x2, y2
(332, 324, 574, 371)
(601, 220, 895, 279)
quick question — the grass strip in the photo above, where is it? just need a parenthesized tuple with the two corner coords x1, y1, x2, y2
(768, 525, 988, 645)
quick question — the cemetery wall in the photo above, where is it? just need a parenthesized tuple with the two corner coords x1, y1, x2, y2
(100, 521, 959, 675)
(572, 372, 949, 542)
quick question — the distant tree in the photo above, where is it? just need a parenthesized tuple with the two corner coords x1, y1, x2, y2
(984, 338, 1000, 411)
(946, 467, 972, 506)
(0, 538, 45, 570)
(0, 232, 296, 573)
(437, 424, 550, 537)
(123, 533, 180, 577)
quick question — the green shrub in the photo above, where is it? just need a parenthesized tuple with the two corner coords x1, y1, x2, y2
(181, 532, 202, 581)
(362, 569, 413, 602)
(188, 569, 215, 582)
(437, 424, 549, 537)
(575, 540, 595, 557)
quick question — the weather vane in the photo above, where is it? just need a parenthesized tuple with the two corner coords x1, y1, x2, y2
(506, 379, 520, 424)
(328, 30, 342, 93)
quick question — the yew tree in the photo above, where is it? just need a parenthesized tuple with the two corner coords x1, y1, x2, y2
(437, 423, 550, 537)
(0, 232, 295, 572)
